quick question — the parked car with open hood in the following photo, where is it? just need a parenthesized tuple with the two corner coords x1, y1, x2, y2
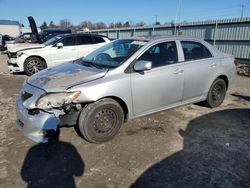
(24, 16, 71, 43)
(16, 35, 237, 143)
(5, 16, 71, 53)
(5, 32, 32, 44)
(7, 33, 110, 75)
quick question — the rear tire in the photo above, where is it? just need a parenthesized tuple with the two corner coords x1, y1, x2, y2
(24, 57, 47, 76)
(203, 78, 227, 108)
(77, 99, 124, 143)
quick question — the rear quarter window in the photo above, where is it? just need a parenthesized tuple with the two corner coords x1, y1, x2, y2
(92, 36, 105, 44)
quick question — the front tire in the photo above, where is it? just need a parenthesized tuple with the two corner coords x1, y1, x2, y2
(24, 57, 47, 76)
(204, 78, 227, 108)
(77, 99, 124, 143)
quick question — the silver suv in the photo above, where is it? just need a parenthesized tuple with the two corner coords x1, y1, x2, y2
(16, 36, 237, 143)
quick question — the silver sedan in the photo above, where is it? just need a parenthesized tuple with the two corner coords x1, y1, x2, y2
(16, 36, 237, 143)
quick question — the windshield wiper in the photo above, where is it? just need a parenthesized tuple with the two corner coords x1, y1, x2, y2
(81, 60, 103, 69)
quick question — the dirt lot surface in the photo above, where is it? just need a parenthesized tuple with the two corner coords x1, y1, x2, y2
(0, 54, 249, 188)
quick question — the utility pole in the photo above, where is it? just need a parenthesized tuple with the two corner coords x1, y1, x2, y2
(178, 0, 182, 32)
(175, 0, 182, 35)
(155, 15, 158, 24)
(240, 4, 246, 18)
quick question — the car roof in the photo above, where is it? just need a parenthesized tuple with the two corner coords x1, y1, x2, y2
(57, 33, 108, 38)
(130, 35, 205, 42)
(42, 28, 71, 32)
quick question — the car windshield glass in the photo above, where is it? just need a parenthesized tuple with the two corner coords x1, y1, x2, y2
(43, 36, 62, 46)
(81, 39, 147, 69)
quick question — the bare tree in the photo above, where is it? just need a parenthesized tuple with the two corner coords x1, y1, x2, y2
(135, 21, 146, 27)
(94, 22, 107, 29)
(109, 22, 116, 29)
(108, 21, 126, 29)
(116, 22, 123, 28)
(123, 21, 130, 28)
(81, 21, 94, 30)
(49, 21, 57, 28)
(155, 21, 161, 25)
(59, 19, 72, 28)
(40, 21, 48, 30)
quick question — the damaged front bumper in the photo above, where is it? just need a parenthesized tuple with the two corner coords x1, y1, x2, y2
(7, 55, 27, 72)
(16, 82, 80, 143)
(16, 82, 60, 143)
(16, 98, 59, 143)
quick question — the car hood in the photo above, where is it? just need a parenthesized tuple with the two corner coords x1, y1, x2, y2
(27, 62, 108, 92)
(5, 40, 15, 44)
(7, 43, 44, 53)
(28, 16, 40, 42)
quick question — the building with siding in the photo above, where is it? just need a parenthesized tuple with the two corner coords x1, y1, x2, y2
(87, 18, 250, 64)
(0, 20, 21, 37)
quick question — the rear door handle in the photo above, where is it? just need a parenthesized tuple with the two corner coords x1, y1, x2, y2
(174, 69, 184, 75)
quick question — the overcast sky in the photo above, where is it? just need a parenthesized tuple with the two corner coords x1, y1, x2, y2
(0, 0, 249, 26)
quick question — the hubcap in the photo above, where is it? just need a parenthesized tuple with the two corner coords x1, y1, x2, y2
(93, 109, 117, 135)
(27, 60, 43, 74)
(212, 83, 224, 102)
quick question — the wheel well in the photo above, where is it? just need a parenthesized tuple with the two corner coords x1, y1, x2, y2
(101, 96, 129, 122)
(217, 75, 228, 89)
(25, 56, 47, 67)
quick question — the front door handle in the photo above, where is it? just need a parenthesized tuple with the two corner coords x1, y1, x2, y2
(174, 69, 184, 75)
(210, 62, 216, 67)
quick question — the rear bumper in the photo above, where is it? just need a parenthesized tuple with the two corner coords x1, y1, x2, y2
(16, 97, 59, 143)
(227, 66, 237, 89)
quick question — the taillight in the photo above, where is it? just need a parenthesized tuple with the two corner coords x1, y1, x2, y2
(234, 59, 238, 66)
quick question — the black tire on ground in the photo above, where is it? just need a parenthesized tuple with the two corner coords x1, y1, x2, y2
(76, 98, 124, 143)
(203, 78, 227, 108)
(24, 57, 47, 76)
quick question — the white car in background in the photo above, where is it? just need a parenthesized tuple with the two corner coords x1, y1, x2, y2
(7, 33, 110, 75)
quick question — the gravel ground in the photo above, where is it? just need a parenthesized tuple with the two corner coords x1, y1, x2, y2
(0, 54, 249, 188)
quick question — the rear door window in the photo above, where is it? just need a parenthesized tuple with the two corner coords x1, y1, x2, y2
(76, 36, 93, 45)
(181, 41, 212, 61)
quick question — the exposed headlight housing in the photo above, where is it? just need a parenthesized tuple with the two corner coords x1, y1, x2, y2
(36, 91, 81, 111)
(17, 52, 24, 57)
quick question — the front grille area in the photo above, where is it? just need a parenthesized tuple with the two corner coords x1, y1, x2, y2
(7, 52, 17, 59)
(21, 91, 33, 101)
(20, 82, 45, 108)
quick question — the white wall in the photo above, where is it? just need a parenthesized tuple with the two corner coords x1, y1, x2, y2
(0, 25, 41, 37)
(20, 27, 41, 33)
(0, 25, 20, 37)
(20, 27, 31, 33)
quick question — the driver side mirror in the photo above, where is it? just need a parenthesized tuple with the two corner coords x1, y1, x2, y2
(57, 42, 63, 49)
(134, 60, 152, 72)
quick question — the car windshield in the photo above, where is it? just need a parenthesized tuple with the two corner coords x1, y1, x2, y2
(81, 39, 147, 69)
(43, 36, 62, 46)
